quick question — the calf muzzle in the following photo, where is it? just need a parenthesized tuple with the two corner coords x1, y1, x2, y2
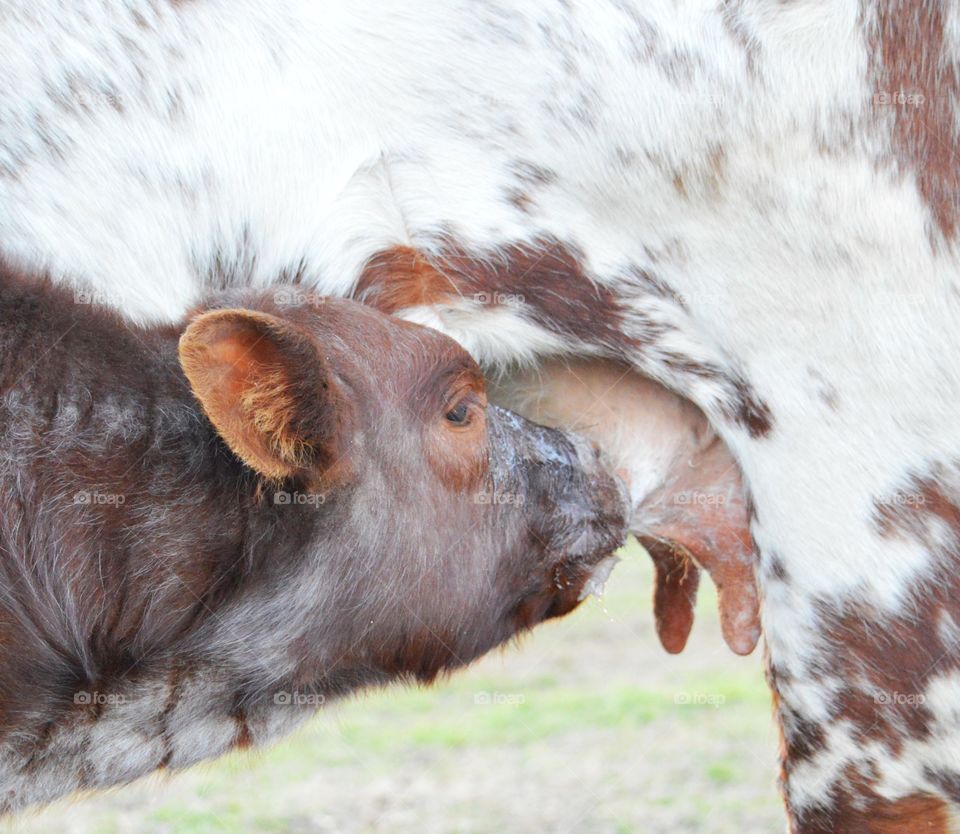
(486, 405, 630, 613)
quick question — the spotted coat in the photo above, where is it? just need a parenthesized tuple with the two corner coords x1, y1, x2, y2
(1, 1, 958, 829)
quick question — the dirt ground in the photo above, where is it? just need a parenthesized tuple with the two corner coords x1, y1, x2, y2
(6, 548, 785, 834)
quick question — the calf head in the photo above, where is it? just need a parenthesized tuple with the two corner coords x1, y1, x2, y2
(177, 294, 630, 685)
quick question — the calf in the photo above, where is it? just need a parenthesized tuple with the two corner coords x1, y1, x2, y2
(0, 267, 627, 813)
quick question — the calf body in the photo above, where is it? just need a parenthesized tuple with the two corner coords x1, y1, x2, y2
(1, 1, 959, 829)
(0, 269, 627, 812)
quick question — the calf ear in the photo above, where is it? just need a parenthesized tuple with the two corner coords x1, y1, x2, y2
(178, 309, 341, 480)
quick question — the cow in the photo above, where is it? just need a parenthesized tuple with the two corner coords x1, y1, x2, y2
(1, 1, 957, 829)
(0, 266, 628, 813)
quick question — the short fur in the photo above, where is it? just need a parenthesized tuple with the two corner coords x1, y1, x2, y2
(0, 265, 627, 813)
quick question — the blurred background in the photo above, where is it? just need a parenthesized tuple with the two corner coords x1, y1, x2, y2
(6, 544, 782, 834)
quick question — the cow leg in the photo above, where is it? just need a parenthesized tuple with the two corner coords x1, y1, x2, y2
(740, 447, 960, 831)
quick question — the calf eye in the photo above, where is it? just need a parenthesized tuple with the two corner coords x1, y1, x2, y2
(445, 401, 471, 425)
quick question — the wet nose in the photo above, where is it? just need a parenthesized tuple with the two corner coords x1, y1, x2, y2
(486, 405, 629, 557)
(565, 432, 633, 529)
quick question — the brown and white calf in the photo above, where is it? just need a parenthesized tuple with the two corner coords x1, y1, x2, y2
(2, 1, 959, 829)
(0, 267, 627, 812)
